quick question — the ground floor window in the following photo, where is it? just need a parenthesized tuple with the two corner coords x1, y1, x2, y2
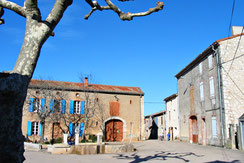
(31, 121, 39, 135)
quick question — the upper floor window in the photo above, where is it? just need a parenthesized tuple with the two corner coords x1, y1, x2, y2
(29, 98, 45, 112)
(200, 82, 204, 101)
(70, 100, 84, 114)
(209, 77, 215, 98)
(74, 101, 81, 114)
(54, 100, 61, 113)
(33, 98, 41, 112)
(199, 62, 202, 74)
(208, 55, 213, 69)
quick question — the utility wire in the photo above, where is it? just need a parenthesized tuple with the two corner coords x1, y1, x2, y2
(228, 0, 236, 37)
(222, 0, 236, 60)
(222, 66, 244, 96)
(227, 26, 244, 75)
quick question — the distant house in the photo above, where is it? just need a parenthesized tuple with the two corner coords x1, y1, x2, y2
(164, 94, 179, 141)
(175, 26, 244, 149)
(144, 111, 166, 140)
(22, 78, 144, 143)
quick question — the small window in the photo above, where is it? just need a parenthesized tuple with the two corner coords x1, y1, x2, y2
(169, 111, 171, 121)
(74, 101, 81, 114)
(200, 82, 204, 101)
(130, 100, 132, 104)
(208, 55, 213, 69)
(76, 93, 80, 97)
(33, 98, 41, 112)
(31, 121, 39, 135)
(96, 98, 99, 102)
(199, 62, 202, 74)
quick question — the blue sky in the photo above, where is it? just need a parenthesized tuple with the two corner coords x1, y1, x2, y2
(0, 0, 243, 116)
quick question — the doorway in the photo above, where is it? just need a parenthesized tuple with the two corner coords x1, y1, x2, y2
(105, 120, 123, 141)
(189, 116, 198, 143)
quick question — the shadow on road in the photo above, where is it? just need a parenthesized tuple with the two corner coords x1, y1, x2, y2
(113, 151, 203, 163)
(205, 160, 240, 163)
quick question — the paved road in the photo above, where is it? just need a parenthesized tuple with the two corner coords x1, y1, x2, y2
(24, 140, 244, 163)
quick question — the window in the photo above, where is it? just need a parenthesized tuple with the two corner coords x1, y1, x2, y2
(208, 55, 213, 69)
(33, 98, 41, 112)
(199, 62, 202, 74)
(200, 82, 204, 101)
(209, 77, 215, 98)
(31, 121, 39, 135)
(54, 100, 61, 113)
(130, 100, 132, 104)
(74, 123, 80, 134)
(169, 111, 171, 121)
(74, 101, 81, 114)
(212, 116, 217, 138)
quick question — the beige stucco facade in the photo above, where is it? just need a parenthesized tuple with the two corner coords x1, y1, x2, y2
(164, 94, 179, 140)
(22, 79, 144, 143)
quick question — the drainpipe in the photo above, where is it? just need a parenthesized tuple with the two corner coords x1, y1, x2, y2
(212, 44, 225, 147)
(139, 94, 142, 140)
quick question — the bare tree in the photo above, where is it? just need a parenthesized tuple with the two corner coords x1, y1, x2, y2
(24, 79, 68, 143)
(0, 1, 164, 162)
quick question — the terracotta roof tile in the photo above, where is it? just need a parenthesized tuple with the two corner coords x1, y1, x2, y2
(29, 79, 144, 95)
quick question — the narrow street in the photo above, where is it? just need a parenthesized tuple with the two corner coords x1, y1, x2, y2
(24, 140, 244, 163)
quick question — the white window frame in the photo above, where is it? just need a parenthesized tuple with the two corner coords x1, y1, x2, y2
(200, 82, 204, 101)
(199, 62, 202, 74)
(33, 98, 41, 112)
(31, 121, 39, 135)
(208, 55, 213, 69)
(74, 101, 81, 114)
(209, 76, 215, 98)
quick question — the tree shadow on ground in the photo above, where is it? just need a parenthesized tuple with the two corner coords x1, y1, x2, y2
(205, 160, 240, 163)
(113, 151, 204, 163)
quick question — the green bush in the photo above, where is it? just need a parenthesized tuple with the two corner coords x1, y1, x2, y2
(54, 137, 63, 144)
(89, 135, 97, 142)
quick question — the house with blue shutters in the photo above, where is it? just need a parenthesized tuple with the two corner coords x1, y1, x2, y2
(22, 78, 144, 143)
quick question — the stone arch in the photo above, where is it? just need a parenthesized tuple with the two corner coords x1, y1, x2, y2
(189, 115, 198, 143)
(103, 117, 126, 141)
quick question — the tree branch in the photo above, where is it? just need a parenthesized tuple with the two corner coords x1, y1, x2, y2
(0, 0, 26, 23)
(85, 0, 164, 21)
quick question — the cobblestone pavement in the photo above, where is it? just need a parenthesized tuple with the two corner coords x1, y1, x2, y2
(24, 140, 244, 163)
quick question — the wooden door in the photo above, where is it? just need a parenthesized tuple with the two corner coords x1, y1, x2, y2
(192, 118, 198, 143)
(105, 120, 123, 141)
(52, 123, 62, 139)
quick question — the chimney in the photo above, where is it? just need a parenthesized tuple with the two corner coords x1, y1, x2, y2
(84, 77, 88, 86)
(231, 26, 244, 36)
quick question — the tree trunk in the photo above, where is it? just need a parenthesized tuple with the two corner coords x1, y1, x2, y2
(0, 31, 44, 162)
(40, 121, 45, 143)
(0, 73, 29, 163)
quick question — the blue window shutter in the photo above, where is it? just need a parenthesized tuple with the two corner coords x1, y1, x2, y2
(70, 100, 74, 114)
(80, 101, 85, 114)
(39, 123, 42, 136)
(80, 123, 84, 137)
(29, 98, 34, 112)
(27, 121, 32, 136)
(61, 100, 66, 114)
(41, 99, 45, 112)
(50, 99, 54, 113)
(69, 123, 73, 137)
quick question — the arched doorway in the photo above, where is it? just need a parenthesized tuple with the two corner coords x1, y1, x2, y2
(105, 119, 123, 141)
(189, 116, 198, 143)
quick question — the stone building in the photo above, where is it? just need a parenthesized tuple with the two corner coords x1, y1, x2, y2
(175, 26, 244, 149)
(144, 111, 166, 140)
(164, 94, 179, 141)
(22, 78, 144, 143)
